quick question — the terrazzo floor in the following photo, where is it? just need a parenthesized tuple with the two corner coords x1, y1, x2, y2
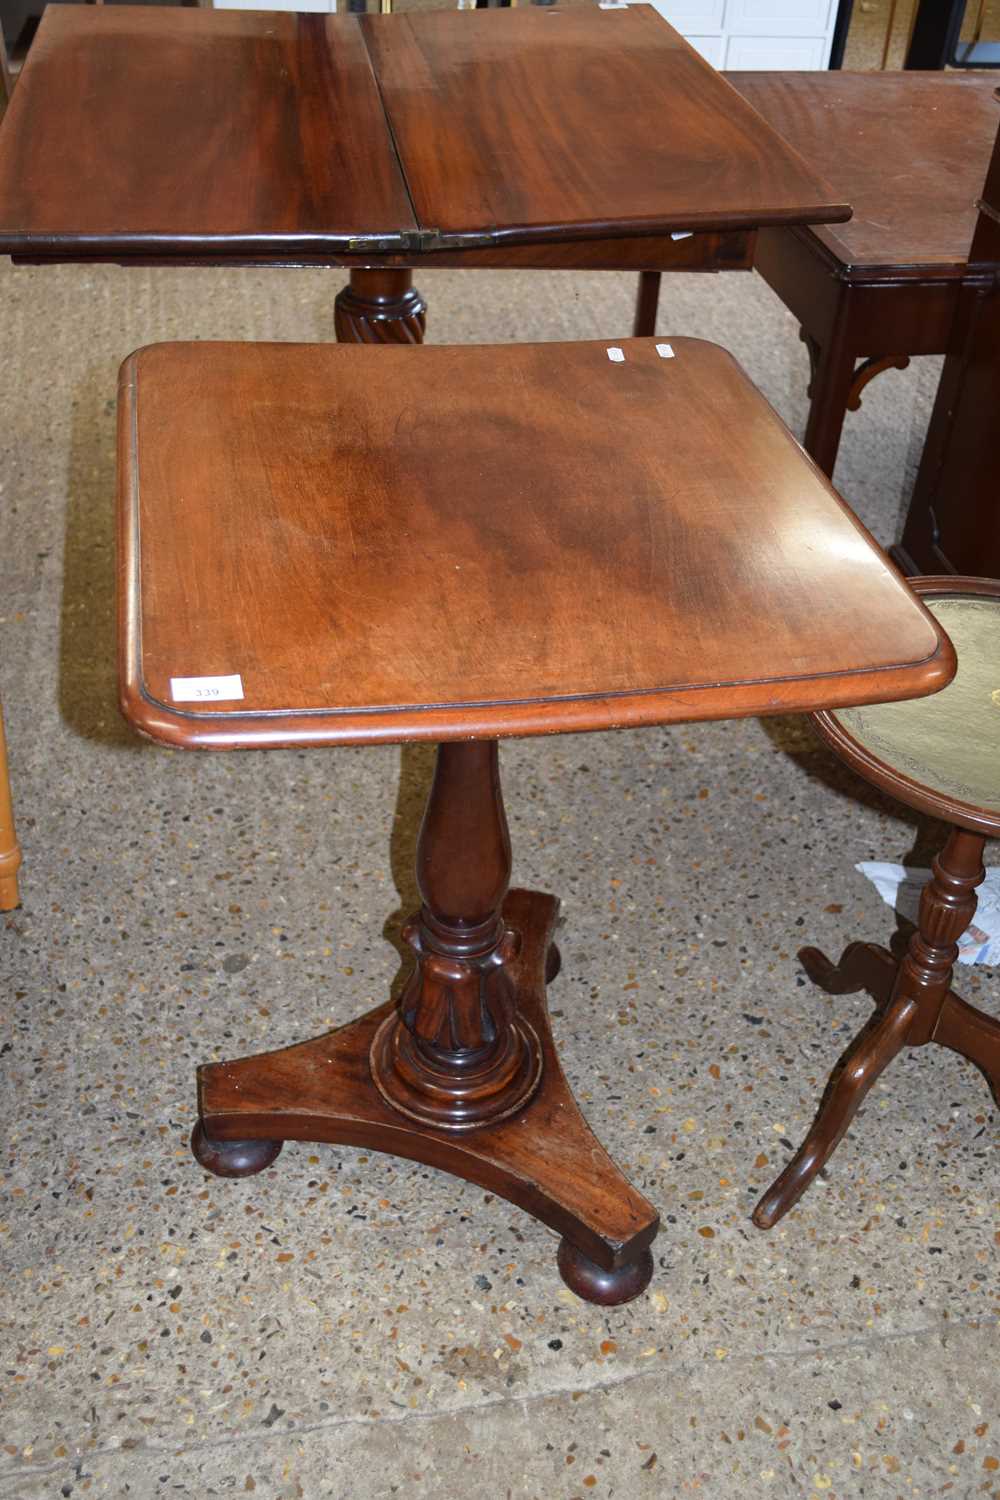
(1, 243, 997, 1497)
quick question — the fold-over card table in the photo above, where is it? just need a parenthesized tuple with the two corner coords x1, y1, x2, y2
(118, 336, 954, 1304)
(0, 3, 850, 341)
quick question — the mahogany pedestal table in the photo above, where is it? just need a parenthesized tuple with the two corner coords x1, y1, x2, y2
(755, 577, 1000, 1230)
(117, 336, 953, 1305)
(0, 5, 849, 342)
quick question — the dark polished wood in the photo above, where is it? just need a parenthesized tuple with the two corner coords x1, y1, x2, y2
(0, 3, 842, 348)
(735, 72, 997, 274)
(369, 740, 542, 1130)
(196, 885, 659, 1305)
(118, 338, 953, 752)
(0, 18, 11, 122)
(0, 3, 844, 343)
(334, 269, 427, 344)
(10, 229, 755, 276)
(702, 72, 1000, 477)
(0, 5, 418, 258)
(118, 336, 954, 1302)
(897, 99, 1000, 578)
(190, 1124, 282, 1179)
(633, 270, 662, 339)
(755, 577, 1000, 1229)
(360, 6, 848, 245)
(558, 1237, 654, 1306)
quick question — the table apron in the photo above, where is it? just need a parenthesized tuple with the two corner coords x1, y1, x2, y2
(9, 230, 755, 276)
(755, 227, 964, 356)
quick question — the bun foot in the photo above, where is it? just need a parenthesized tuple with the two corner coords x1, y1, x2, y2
(557, 1238, 654, 1306)
(191, 1121, 282, 1178)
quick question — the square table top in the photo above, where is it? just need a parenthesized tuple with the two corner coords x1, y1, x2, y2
(0, 4, 848, 262)
(731, 70, 1000, 274)
(118, 336, 953, 750)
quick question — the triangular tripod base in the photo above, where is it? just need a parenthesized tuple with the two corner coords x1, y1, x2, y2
(193, 889, 659, 1305)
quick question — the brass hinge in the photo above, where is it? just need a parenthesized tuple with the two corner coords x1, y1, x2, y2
(414, 227, 499, 252)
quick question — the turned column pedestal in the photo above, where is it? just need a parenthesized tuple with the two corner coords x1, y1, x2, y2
(334, 269, 427, 345)
(192, 740, 658, 1305)
(753, 578, 1000, 1229)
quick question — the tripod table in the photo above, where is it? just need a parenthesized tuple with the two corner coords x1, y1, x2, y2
(117, 335, 954, 1304)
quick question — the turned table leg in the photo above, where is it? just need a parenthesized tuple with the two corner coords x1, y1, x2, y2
(370, 741, 541, 1129)
(633, 271, 661, 338)
(334, 268, 427, 344)
(933, 988, 1000, 1105)
(755, 827, 991, 1228)
(800, 321, 858, 479)
(192, 740, 658, 1304)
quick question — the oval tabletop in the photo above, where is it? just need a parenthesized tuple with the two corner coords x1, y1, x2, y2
(816, 579, 1000, 835)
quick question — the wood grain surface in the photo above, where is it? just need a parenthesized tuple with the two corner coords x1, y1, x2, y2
(0, 5, 417, 257)
(0, 4, 846, 262)
(363, 6, 849, 245)
(732, 71, 1000, 272)
(118, 337, 953, 749)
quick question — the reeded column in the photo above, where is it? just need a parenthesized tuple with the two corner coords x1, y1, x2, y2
(901, 827, 986, 1044)
(334, 269, 427, 344)
(370, 741, 542, 1129)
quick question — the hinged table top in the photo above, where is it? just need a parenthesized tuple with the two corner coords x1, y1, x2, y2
(118, 336, 953, 749)
(0, 4, 849, 261)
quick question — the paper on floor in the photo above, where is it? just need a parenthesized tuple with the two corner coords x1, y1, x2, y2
(857, 862, 1000, 966)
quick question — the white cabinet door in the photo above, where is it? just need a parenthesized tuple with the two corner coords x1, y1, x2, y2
(683, 33, 725, 65)
(724, 0, 833, 32)
(724, 33, 830, 67)
(654, 0, 726, 27)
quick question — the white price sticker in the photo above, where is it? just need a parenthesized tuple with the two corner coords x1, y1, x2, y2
(606, 347, 625, 363)
(656, 343, 675, 359)
(170, 674, 245, 703)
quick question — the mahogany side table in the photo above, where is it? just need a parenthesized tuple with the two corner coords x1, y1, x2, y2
(754, 577, 1000, 1229)
(118, 335, 953, 1304)
(637, 71, 1000, 477)
(0, 5, 849, 338)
